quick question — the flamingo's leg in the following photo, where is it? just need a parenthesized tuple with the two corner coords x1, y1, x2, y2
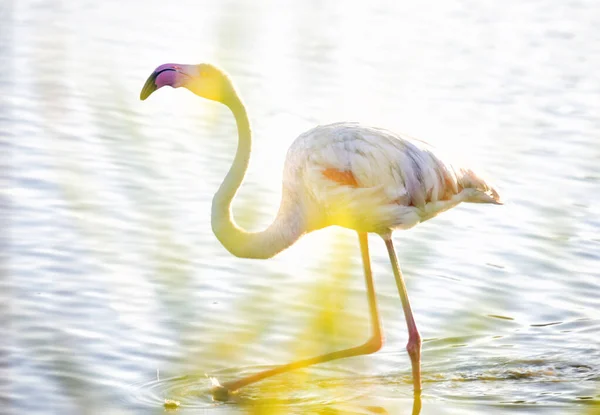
(211, 232, 383, 401)
(383, 237, 422, 394)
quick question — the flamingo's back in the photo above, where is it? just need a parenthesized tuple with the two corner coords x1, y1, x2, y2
(283, 122, 501, 234)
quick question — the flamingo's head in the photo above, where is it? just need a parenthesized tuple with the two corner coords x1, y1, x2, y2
(140, 63, 235, 104)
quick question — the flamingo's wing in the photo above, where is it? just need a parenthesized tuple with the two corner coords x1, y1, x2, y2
(285, 124, 426, 230)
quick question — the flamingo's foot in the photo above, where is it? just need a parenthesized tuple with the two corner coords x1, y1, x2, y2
(208, 377, 232, 402)
(210, 384, 231, 402)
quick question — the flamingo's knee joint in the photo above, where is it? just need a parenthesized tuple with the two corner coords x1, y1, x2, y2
(406, 333, 422, 360)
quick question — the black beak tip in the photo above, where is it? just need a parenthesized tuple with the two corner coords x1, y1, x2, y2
(140, 84, 156, 101)
(140, 74, 158, 101)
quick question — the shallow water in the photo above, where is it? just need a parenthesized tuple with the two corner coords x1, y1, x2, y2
(4, 0, 600, 414)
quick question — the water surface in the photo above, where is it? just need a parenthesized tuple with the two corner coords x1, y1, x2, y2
(4, 0, 600, 414)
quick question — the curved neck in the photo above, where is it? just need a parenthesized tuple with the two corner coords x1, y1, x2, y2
(211, 94, 305, 259)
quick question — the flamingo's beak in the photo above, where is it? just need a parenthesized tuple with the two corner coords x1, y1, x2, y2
(140, 67, 179, 100)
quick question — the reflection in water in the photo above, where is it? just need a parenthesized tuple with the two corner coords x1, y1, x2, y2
(130, 353, 600, 412)
(412, 394, 422, 415)
(133, 371, 424, 414)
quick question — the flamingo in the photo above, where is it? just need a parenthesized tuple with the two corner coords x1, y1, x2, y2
(140, 63, 502, 401)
